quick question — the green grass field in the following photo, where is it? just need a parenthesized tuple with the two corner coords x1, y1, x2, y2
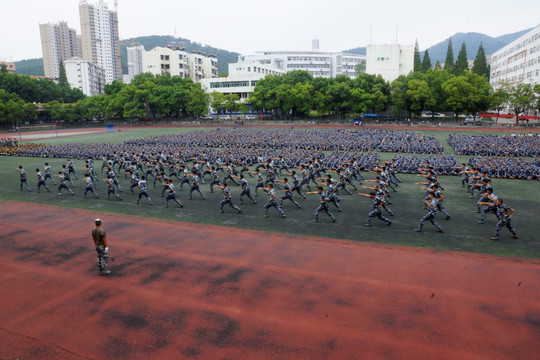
(3, 126, 539, 259)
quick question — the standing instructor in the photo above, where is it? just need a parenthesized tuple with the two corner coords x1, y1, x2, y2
(92, 218, 111, 275)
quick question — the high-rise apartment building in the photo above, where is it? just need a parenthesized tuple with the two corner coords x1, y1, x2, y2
(127, 44, 144, 80)
(79, 0, 121, 84)
(39, 21, 80, 79)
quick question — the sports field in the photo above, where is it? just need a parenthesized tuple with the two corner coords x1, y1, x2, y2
(1, 125, 539, 258)
(1, 125, 540, 360)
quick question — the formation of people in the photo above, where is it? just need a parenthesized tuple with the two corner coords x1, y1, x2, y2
(16, 128, 445, 159)
(447, 133, 540, 157)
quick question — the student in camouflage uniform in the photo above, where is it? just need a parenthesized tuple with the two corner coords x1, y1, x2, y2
(217, 182, 242, 213)
(44, 162, 56, 184)
(358, 191, 392, 227)
(57, 171, 74, 196)
(233, 174, 256, 204)
(104, 175, 122, 201)
(136, 176, 153, 205)
(18, 166, 31, 191)
(276, 177, 301, 209)
(415, 192, 443, 233)
(260, 183, 286, 218)
(307, 186, 336, 223)
(36, 168, 51, 193)
(83, 174, 99, 199)
(163, 179, 183, 208)
(490, 199, 517, 241)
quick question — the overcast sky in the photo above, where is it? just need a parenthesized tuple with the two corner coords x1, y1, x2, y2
(1, 0, 539, 61)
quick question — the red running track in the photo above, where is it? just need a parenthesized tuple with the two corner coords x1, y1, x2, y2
(0, 201, 540, 359)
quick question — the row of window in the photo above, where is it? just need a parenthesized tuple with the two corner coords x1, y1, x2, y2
(287, 56, 330, 61)
(287, 64, 331, 69)
(210, 81, 252, 88)
(493, 55, 540, 70)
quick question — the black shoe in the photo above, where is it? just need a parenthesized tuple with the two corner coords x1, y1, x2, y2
(99, 270, 111, 275)
(437, 229, 443, 233)
(414, 228, 422, 232)
(491, 236, 500, 241)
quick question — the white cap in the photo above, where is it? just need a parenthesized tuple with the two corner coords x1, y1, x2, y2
(94, 218, 102, 225)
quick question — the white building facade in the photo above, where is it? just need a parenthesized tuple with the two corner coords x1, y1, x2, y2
(239, 51, 365, 78)
(142, 46, 218, 82)
(490, 24, 540, 90)
(200, 61, 284, 100)
(365, 44, 414, 82)
(79, 0, 121, 84)
(187, 52, 218, 82)
(64, 57, 105, 96)
(142, 46, 189, 78)
(127, 44, 144, 82)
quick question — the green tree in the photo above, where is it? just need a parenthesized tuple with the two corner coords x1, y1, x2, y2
(423, 68, 453, 116)
(326, 81, 352, 119)
(489, 84, 510, 125)
(149, 85, 177, 118)
(413, 40, 423, 72)
(210, 92, 226, 117)
(455, 42, 469, 75)
(45, 100, 63, 121)
(444, 37, 454, 74)
(23, 102, 39, 123)
(507, 83, 534, 125)
(390, 77, 409, 117)
(291, 82, 314, 118)
(187, 83, 209, 118)
(472, 43, 489, 79)
(354, 60, 366, 76)
(58, 63, 69, 88)
(442, 71, 491, 118)
(224, 93, 241, 116)
(104, 80, 125, 96)
(0, 89, 25, 126)
(422, 49, 432, 71)
(534, 84, 540, 115)
(406, 79, 431, 116)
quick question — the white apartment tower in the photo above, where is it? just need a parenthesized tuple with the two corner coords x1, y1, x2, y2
(39, 21, 80, 79)
(79, 0, 121, 84)
(490, 24, 540, 90)
(127, 44, 144, 79)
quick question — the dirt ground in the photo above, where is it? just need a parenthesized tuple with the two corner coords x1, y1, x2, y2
(1, 200, 539, 359)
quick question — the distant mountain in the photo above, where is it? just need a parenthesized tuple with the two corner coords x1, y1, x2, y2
(13, 58, 44, 77)
(420, 28, 533, 63)
(343, 47, 366, 55)
(120, 35, 240, 76)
